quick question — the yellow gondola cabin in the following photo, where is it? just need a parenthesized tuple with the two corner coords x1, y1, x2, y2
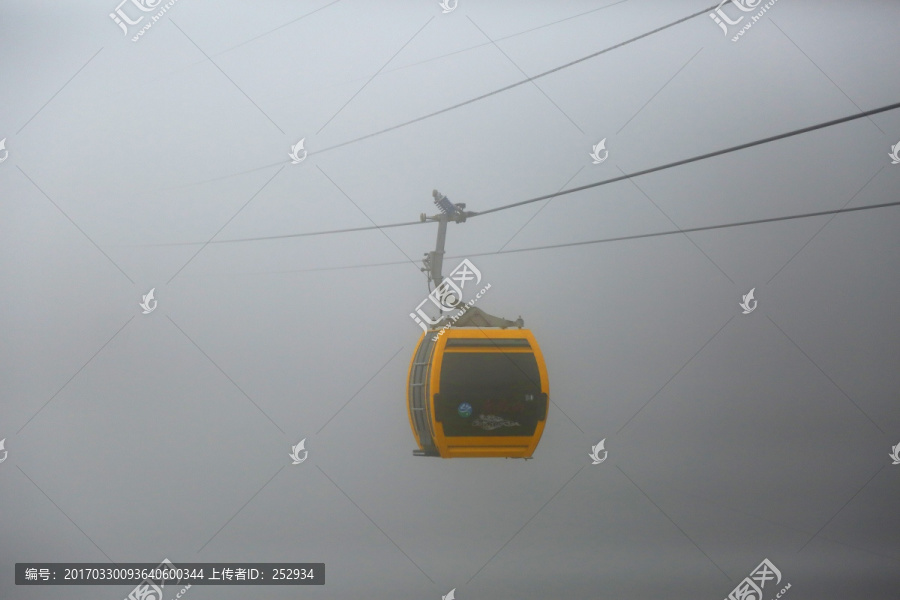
(407, 327, 549, 458)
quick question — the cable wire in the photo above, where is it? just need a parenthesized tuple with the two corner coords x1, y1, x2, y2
(475, 100, 900, 216)
(205, 200, 900, 276)
(311, 3, 720, 156)
(162, 3, 718, 191)
(148, 219, 423, 246)
(470, 200, 900, 256)
(143, 99, 900, 247)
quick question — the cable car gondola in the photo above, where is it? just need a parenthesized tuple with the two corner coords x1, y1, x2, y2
(408, 326, 549, 458)
(406, 191, 549, 458)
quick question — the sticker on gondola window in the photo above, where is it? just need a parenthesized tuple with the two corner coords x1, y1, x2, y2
(472, 414, 520, 431)
(457, 403, 473, 418)
(483, 398, 524, 414)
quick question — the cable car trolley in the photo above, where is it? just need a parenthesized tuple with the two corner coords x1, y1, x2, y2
(407, 191, 549, 458)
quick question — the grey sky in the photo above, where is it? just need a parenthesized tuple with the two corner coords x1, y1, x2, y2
(2, 1, 899, 598)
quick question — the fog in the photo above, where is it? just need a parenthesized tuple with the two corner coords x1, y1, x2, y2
(1, 1, 899, 598)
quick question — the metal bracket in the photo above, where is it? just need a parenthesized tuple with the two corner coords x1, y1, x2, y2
(432, 306, 524, 330)
(420, 190, 523, 330)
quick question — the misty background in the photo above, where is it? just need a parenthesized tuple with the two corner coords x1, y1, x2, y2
(1, 1, 899, 598)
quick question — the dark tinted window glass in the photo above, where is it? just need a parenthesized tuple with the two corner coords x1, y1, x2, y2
(437, 352, 544, 437)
